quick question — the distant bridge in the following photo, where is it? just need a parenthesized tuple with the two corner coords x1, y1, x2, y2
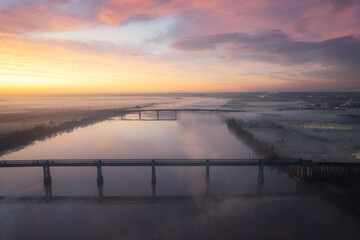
(122, 108, 243, 120)
(125, 108, 244, 113)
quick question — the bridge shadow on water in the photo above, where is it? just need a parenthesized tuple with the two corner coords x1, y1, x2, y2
(0, 176, 314, 205)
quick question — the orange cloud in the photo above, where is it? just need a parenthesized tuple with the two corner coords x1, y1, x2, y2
(0, 36, 248, 94)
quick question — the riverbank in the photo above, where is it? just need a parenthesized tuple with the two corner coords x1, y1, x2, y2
(0, 108, 129, 156)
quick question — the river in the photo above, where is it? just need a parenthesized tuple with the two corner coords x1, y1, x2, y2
(0, 95, 359, 240)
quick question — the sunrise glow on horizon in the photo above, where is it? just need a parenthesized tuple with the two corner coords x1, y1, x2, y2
(1, 0, 359, 94)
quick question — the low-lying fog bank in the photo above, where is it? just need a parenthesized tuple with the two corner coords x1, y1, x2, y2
(1, 93, 359, 162)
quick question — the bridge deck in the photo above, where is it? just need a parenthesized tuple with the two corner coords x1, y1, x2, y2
(0, 159, 302, 167)
(2, 159, 359, 182)
(125, 109, 244, 113)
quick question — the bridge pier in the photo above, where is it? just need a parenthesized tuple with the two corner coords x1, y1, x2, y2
(43, 161, 52, 184)
(157, 111, 159, 120)
(151, 160, 156, 185)
(258, 161, 264, 182)
(205, 160, 210, 183)
(97, 182, 104, 199)
(97, 160, 104, 185)
(174, 110, 177, 120)
(152, 181, 156, 198)
(139, 111, 142, 120)
(44, 180, 52, 202)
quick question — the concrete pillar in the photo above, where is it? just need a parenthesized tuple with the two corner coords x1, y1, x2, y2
(157, 111, 159, 120)
(205, 160, 210, 183)
(139, 111, 142, 120)
(97, 183, 104, 199)
(97, 160, 104, 184)
(258, 161, 264, 182)
(44, 182, 52, 202)
(46, 165, 51, 182)
(151, 181, 156, 198)
(174, 110, 177, 120)
(43, 161, 52, 184)
(43, 164, 47, 182)
(151, 160, 156, 185)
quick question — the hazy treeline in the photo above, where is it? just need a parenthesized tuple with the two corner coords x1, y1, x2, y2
(226, 118, 278, 159)
(0, 109, 125, 157)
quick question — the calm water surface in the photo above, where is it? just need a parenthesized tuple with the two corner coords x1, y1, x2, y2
(0, 111, 359, 239)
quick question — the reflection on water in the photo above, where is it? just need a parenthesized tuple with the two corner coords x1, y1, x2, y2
(0, 112, 253, 160)
(1, 112, 360, 239)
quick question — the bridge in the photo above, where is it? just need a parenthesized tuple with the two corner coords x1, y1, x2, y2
(0, 159, 302, 186)
(1, 159, 360, 188)
(1, 158, 360, 205)
(0, 158, 315, 205)
(122, 108, 243, 120)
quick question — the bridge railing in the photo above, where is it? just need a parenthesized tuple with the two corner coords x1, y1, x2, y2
(0, 158, 302, 167)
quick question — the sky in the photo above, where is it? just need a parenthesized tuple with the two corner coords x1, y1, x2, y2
(0, 0, 359, 94)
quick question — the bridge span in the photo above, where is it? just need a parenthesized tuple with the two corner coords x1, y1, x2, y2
(0, 159, 301, 185)
(1, 159, 360, 187)
(125, 108, 244, 113)
(122, 108, 244, 120)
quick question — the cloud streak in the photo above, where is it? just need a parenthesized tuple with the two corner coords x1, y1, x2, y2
(1, 0, 359, 37)
(171, 30, 360, 65)
(171, 30, 360, 89)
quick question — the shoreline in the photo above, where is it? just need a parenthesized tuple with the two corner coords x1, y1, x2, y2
(0, 108, 129, 157)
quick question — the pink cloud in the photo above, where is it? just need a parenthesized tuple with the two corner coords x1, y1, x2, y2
(0, 1, 94, 33)
(0, 0, 359, 42)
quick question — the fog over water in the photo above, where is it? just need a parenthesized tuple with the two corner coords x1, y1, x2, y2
(0, 94, 360, 239)
(0, 113, 252, 160)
